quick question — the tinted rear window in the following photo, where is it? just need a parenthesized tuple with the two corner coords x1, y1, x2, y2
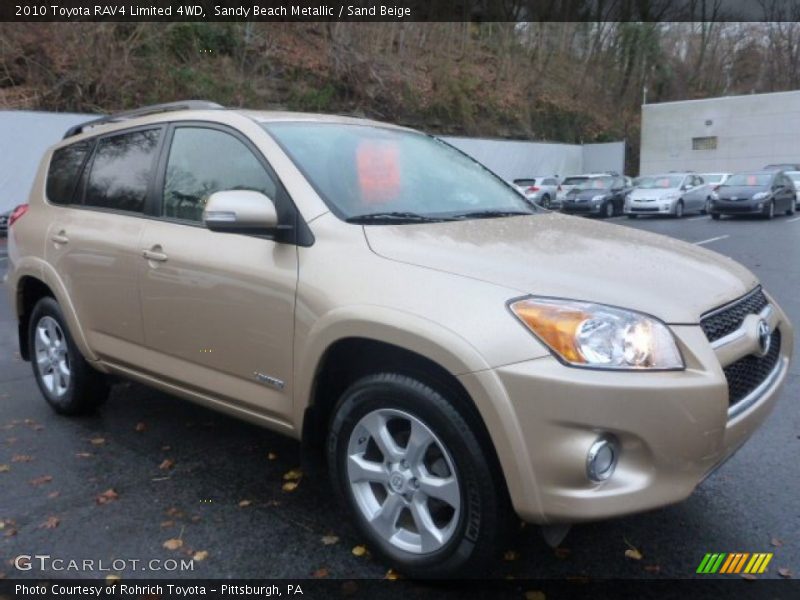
(46, 141, 93, 205)
(514, 179, 537, 186)
(85, 129, 161, 213)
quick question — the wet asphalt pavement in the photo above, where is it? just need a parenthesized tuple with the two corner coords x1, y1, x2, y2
(0, 213, 798, 592)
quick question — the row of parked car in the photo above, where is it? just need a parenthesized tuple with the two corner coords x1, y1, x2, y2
(513, 164, 800, 220)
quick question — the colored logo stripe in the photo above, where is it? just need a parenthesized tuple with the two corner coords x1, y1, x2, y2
(697, 553, 773, 574)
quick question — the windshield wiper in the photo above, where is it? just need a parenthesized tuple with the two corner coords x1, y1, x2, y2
(449, 210, 533, 220)
(345, 211, 452, 224)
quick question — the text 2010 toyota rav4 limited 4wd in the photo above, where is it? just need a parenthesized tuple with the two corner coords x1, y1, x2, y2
(6, 102, 793, 577)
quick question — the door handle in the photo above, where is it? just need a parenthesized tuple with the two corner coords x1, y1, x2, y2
(51, 231, 69, 244)
(142, 247, 168, 263)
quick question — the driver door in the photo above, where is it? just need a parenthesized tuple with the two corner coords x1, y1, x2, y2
(136, 124, 298, 421)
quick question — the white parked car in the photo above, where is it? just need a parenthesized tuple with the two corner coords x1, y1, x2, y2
(512, 176, 559, 208)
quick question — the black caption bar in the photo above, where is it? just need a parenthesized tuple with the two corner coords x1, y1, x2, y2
(2, 0, 799, 22)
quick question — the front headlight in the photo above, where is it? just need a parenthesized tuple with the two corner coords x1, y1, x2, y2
(753, 191, 769, 200)
(509, 297, 684, 370)
(591, 194, 607, 203)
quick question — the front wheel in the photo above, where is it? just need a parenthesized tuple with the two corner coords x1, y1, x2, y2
(603, 201, 615, 218)
(327, 373, 509, 578)
(674, 201, 684, 218)
(765, 201, 775, 220)
(29, 297, 109, 415)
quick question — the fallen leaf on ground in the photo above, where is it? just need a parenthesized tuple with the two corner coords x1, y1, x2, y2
(351, 545, 367, 557)
(30, 475, 53, 486)
(267, 452, 277, 460)
(159, 459, 175, 471)
(165, 507, 183, 517)
(384, 568, 401, 580)
(283, 468, 303, 481)
(40, 516, 60, 529)
(75, 452, 92, 458)
(190, 515, 201, 523)
(778, 568, 793, 578)
(238, 500, 252, 508)
(31, 425, 44, 431)
(193, 551, 208, 561)
(0, 465, 9, 473)
(312, 567, 329, 578)
(163, 538, 183, 551)
(47, 491, 60, 499)
(160, 520, 175, 528)
(625, 548, 644, 560)
(89, 438, 106, 446)
(771, 537, 784, 547)
(525, 592, 546, 600)
(96, 489, 119, 504)
(503, 550, 519, 561)
(643, 564, 661, 574)
(134, 422, 147, 432)
(282, 481, 299, 492)
(161, 445, 171, 451)
(4, 528, 17, 538)
(12, 455, 33, 462)
(321, 535, 339, 546)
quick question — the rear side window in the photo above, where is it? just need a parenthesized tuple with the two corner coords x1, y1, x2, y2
(162, 127, 277, 222)
(46, 140, 93, 205)
(85, 129, 161, 213)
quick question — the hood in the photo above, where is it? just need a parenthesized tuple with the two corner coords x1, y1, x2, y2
(629, 188, 680, 200)
(716, 186, 764, 200)
(364, 214, 757, 323)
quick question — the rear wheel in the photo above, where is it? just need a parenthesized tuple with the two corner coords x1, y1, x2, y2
(29, 297, 109, 415)
(540, 194, 551, 209)
(787, 199, 795, 216)
(327, 373, 509, 578)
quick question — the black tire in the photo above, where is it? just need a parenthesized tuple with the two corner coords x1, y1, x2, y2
(29, 297, 109, 415)
(626, 214, 638, 219)
(327, 373, 510, 578)
(786, 200, 795, 216)
(540, 194, 551, 209)
(765, 201, 775, 220)
(711, 213, 721, 220)
(674, 201, 684, 218)
(602, 201, 614, 218)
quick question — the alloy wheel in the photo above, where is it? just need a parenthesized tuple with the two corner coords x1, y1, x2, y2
(346, 408, 461, 554)
(605, 202, 614, 217)
(34, 316, 70, 397)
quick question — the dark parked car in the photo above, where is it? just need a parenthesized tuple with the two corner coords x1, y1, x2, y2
(560, 175, 630, 218)
(0, 208, 11, 237)
(764, 163, 800, 171)
(709, 171, 797, 219)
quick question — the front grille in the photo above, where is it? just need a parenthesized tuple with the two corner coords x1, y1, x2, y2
(723, 329, 781, 407)
(630, 207, 658, 212)
(700, 288, 769, 342)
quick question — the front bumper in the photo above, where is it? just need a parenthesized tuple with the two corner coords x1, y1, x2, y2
(458, 300, 793, 524)
(625, 200, 675, 215)
(560, 202, 603, 215)
(709, 200, 763, 215)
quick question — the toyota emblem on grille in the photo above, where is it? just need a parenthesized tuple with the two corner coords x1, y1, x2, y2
(757, 320, 771, 357)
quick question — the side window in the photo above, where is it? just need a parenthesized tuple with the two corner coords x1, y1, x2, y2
(162, 128, 278, 222)
(85, 129, 161, 213)
(46, 140, 93, 205)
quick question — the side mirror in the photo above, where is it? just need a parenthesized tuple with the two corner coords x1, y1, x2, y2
(203, 190, 279, 233)
(681, 184, 689, 191)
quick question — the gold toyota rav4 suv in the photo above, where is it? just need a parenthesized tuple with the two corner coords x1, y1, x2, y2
(6, 102, 793, 577)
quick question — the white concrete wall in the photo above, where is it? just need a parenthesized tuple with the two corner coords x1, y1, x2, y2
(640, 90, 800, 175)
(0, 111, 95, 212)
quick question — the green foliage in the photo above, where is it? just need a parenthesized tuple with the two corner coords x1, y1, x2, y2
(167, 23, 241, 62)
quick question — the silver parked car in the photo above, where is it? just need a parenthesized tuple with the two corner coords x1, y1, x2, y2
(784, 171, 800, 208)
(513, 176, 559, 208)
(625, 172, 705, 218)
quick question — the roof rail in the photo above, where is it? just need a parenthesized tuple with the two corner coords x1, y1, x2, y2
(63, 100, 225, 139)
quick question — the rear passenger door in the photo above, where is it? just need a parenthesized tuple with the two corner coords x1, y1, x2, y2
(136, 124, 298, 421)
(45, 127, 164, 361)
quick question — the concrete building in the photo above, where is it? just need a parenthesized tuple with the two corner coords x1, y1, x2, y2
(441, 136, 625, 181)
(640, 90, 800, 175)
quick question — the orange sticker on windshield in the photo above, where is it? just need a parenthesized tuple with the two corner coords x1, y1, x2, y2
(356, 140, 401, 205)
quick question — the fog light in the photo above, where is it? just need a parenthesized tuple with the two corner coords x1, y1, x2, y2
(586, 436, 618, 482)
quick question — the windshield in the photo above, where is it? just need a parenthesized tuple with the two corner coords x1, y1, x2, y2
(724, 173, 771, 187)
(575, 176, 613, 190)
(633, 176, 653, 186)
(700, 173, 725, 184)
(562, 176, 587, 186)
(638, 175, 684, 189)
(785, 171, 800, 182)
(264, 123, 534, 222)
